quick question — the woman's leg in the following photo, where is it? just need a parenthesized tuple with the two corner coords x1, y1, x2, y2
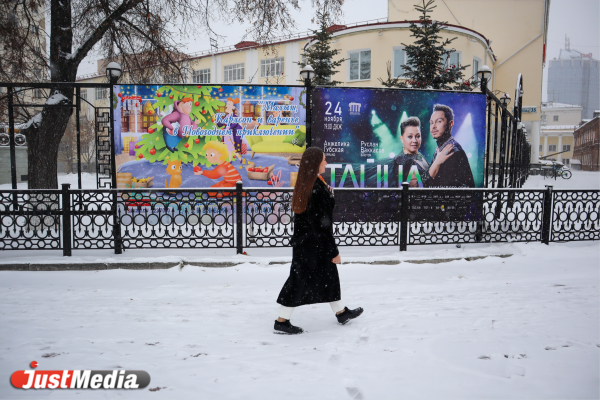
(277, 305, 295, 322)
(329, 300, 345, 315)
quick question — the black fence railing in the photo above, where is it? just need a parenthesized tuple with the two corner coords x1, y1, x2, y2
(1, 183, 598, 256)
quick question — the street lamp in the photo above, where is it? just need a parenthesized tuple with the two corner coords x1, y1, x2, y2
(499, 92, 511, 107)
(105, 61, 122, 254)
(300, 65, 315, 147)
(477, 65, 492, 92)
(300, 65, 315, 81)
(105, 62, 122, 82)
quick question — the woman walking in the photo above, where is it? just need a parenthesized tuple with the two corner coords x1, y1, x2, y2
(274, 147, 363, 335)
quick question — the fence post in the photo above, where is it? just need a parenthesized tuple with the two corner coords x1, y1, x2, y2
(400, 182, 409, 251)
(61, 184, 72, 257)
(113, 190, 122, 254)
(236, 181, 243, 254)
(541, 185, 553, 245)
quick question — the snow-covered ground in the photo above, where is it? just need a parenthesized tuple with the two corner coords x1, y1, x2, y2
(522, 170, 600, 190)
(1, 241, 598, 399)
(0, 173, 100, 190)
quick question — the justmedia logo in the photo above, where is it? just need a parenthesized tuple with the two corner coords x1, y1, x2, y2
(11, 361, 150, 389)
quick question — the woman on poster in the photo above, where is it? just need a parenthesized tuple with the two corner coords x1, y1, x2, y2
(394, 117, 455, 187)
(274, 147, 363, 335)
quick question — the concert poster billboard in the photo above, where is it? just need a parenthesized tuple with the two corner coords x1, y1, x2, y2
(112, 84, 307, 190)
(312, 87, 487, 221)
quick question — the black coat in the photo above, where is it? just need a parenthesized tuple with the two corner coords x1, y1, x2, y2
(429, 138, 475, 188)
(277, 178, 341, 307)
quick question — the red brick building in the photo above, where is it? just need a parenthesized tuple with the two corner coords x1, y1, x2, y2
(573, 113, 599, 171)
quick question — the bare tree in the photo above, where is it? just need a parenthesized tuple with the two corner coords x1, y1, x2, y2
(0, 0, 343, 189)
(263, 67, 286, 85)
(57, 114, 95, 174)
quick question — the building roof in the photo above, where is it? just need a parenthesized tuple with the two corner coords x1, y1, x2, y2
(542, 102, 582, 109)
(558, 48, 596, 60)
(541, 125, 577, 130)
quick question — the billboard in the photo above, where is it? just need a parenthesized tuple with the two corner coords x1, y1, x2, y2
(312, 87, 487, 188)
(113, 84, 307, 189)
(312, 87, 487, 221)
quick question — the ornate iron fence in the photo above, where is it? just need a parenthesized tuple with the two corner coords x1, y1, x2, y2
(551, 189, 600, 241)
(0, 183, 598, 255)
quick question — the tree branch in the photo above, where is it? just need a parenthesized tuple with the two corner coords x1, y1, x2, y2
(71, 0, 144, 66)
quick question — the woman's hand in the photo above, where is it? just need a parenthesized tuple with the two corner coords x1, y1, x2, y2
(332, 254, 341, 264)
(429, 144, 455, 179)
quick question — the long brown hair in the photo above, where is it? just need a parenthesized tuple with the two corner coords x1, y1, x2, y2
(291, 147, 324, 214)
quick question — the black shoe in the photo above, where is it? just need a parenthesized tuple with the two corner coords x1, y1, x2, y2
(274, 320, 304, 335)
(336, 307, 364, 325)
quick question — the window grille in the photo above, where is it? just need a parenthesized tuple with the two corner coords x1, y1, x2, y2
(224, 63, 245, 82)
(349, 50, 371, 80)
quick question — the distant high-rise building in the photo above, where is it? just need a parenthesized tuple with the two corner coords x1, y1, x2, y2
(547, 36, 600, 119)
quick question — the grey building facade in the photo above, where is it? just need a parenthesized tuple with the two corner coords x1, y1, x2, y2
(547, 49, 600, 120)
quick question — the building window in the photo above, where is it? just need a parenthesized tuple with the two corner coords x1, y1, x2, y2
(548, 144, 557, 152)
(539, 144, 542, 152)
(349, 50, 371, 81)
(563, 144, 571, 152)
(261, 57, 284, 78)
(472, 57, 481, 81)
(563, 158, 570, 166)
(32, 24, 39, 35)
(224, 63, 244, 83)
(393, 47, 409, 78)
(442, 51, 460, 68)
(192, 68, 210, 84)
(553, 115, 559, 122)
(81, 89, 87, 101)
(95, 87, 108, 100)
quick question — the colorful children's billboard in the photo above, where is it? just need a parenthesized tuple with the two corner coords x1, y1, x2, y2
(312, 87, 487, 189)
(113, 84, 307, 189)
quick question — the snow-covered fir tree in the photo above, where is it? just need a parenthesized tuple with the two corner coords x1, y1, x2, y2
(379, 0, 475, 91)
(299, 9, 345, 86)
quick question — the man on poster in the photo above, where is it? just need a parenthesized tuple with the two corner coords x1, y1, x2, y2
(428, 104, 475, 188)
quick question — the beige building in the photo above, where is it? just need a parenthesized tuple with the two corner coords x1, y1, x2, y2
(540, 102, 583, 166)
(78, 0, 549, 163)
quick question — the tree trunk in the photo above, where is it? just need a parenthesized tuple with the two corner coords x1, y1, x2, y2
(26, 0, 76, 189)
(27, 93, 74, 189)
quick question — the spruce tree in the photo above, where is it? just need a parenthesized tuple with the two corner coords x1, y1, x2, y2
(299, 9, 345, 86)
(379, 0, 475, 91)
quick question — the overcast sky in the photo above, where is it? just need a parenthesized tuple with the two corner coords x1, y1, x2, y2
(78, 0, 600, 101)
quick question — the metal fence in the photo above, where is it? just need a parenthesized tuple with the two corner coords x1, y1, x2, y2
(1, 183, 598, 255)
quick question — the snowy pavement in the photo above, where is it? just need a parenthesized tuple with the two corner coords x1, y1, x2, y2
(1, 241, 598, 399)
(522, 170, 599, 190)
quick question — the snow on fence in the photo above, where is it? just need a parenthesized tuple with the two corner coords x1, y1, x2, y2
(0, 185, 598, 255)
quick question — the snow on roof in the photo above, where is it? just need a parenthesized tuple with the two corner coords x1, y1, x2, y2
(542, 102, 582, 108)
(541, 125, 577, 130)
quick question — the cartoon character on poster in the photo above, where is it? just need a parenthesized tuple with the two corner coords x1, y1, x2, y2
(216, 97, 259, 164)
(161, 97, 200, 152)
(196, 141, 241, 188)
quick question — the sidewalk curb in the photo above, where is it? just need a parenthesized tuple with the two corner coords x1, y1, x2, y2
(0, 255, 512, 271)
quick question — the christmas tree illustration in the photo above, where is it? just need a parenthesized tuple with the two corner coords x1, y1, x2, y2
(135, 85, 225, 167)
